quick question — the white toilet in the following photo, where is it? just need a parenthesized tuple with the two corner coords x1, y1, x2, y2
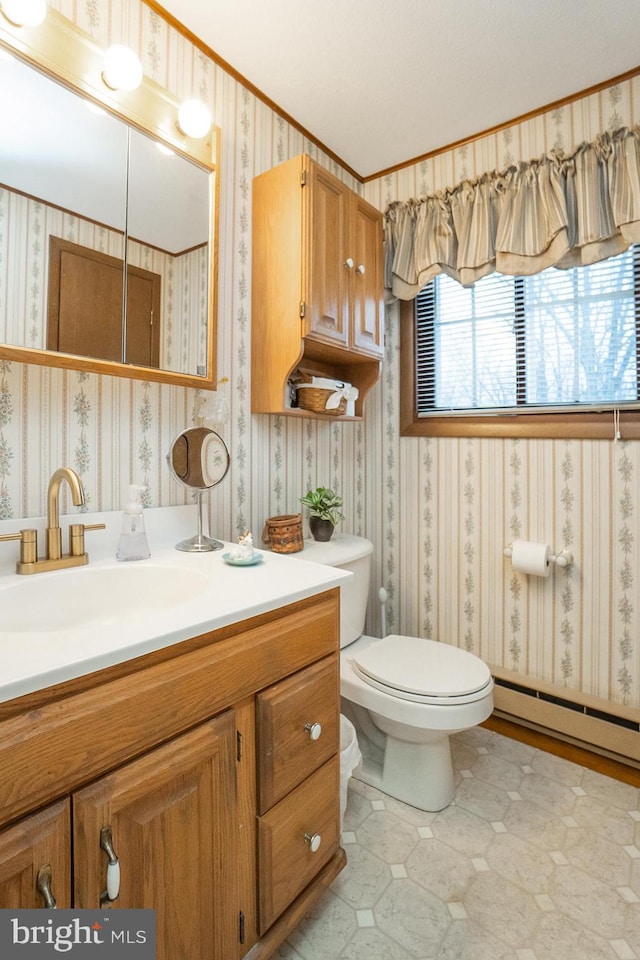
(295, 533, 494, 811)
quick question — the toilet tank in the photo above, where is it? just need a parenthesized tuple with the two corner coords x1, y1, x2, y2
(292, 534, 373, 648)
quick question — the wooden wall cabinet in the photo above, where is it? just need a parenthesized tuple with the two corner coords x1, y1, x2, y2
(252, 154, 384, 420)
(0, 589, 345, 960)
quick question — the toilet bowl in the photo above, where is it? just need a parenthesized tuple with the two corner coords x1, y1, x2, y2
(341, 632, 493, 810)
(293, 534, 494, 811)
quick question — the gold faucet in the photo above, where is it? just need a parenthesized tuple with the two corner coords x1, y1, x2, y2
(46, 467, 85, 560)
(0, 467, 105, 574)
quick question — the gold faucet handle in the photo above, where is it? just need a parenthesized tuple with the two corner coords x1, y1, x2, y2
(0, 528, 38, 566)
(70, 523, 107, 557)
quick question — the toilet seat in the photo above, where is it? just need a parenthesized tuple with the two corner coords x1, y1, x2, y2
(349, 634, 493, 705)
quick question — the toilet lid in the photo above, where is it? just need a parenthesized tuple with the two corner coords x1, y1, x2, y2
(351, 635, 492, 699)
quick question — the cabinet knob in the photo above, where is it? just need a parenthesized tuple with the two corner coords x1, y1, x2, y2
(304, 832, 322, 853)
(36, 864, 57, 909)
(355, 264, 366, 275)
(100, 825, 121, 904)
(304, 722, 322, 741)
(343, 257, 354, 269)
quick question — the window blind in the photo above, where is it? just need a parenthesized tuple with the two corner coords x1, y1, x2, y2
(416, 245, 640, 417)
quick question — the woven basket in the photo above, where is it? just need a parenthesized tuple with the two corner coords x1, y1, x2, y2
(262, 513, 304, 553)
(296, 385, 347, 416)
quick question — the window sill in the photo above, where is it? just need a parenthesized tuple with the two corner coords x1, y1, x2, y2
(400, 411, 640, 440)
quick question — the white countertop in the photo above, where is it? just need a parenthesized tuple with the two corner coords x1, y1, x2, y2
(0, 505, 350, 704)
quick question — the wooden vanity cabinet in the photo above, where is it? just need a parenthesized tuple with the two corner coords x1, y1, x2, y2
(251, 153, 384, 420)
(0, 588, 345, 960)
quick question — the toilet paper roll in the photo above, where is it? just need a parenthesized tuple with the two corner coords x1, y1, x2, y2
(510, 540, 551, 577)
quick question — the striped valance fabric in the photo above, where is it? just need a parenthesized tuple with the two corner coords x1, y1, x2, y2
(384, 125, 640, 299)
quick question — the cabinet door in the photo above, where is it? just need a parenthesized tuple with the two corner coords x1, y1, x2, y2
(73, 713, 237, 960)
(0, 799, 71, 909)
(350, 195, 384, 357)
(305, 163, 350, 348)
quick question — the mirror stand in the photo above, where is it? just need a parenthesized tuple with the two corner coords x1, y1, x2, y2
(167, 426, 231, 552)
(176, 490, 222, 553)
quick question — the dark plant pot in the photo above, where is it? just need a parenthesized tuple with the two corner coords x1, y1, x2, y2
(309, 517, 334, 542)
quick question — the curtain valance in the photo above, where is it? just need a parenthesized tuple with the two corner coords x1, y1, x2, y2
(384, 125, 640, 300)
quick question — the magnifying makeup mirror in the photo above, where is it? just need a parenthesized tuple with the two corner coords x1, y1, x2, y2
(167, 426, 230, 551)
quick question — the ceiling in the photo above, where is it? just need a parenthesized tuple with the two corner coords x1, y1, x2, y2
(157, 0, 640, 180)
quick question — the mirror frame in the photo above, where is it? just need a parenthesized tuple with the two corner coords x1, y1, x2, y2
(0, 6, 220, 389)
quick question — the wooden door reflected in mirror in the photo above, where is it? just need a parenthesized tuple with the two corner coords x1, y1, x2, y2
(47, 238, 160, 367)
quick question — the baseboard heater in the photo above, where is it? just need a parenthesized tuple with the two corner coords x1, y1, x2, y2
(490, 666, 640, 767)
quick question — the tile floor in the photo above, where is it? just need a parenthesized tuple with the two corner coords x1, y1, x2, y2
(276, 725, 640, 960)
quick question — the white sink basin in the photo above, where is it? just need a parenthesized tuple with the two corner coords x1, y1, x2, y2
(0, 562, 211, 633)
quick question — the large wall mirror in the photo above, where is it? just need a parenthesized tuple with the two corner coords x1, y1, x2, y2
(0, 6, 219, 389)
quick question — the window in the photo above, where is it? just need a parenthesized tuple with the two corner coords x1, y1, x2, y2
(401, 244, 640, 439)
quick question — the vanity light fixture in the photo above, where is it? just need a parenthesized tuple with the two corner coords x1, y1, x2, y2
(102, 44, 143, 92)
(0, 0, 47, 27)
(177, 99, 212, 139)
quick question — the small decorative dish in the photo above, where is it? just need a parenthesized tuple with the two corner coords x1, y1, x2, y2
(222, 552, 263, 567)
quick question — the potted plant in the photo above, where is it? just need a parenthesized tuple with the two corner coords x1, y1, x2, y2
(300, 486, 345, 541)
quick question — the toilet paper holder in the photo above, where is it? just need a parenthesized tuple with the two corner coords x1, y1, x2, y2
(503, 544, 574, 568)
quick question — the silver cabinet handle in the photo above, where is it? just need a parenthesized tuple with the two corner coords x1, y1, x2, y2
(355, 264, 366, 275)
(304, 722, 322, 741)
(100, 826, 120, 904)
(36, 864, 57, 909)
(304, 832, 322, 853)
(343, 257, 354, 269)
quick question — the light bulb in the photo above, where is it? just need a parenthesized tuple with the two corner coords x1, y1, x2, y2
(177, 99, 211, 139)
(1, 0, 47, 26)
(102, 44, 143, 92)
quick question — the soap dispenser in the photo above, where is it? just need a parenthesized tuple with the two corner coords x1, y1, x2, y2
(116, 484, 150, 561)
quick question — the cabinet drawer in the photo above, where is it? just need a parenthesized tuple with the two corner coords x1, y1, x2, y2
(258, 755, 339, 934)
(257, 656, 338, 813)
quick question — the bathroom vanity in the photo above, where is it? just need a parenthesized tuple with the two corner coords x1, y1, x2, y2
(0, 507, 349, 960)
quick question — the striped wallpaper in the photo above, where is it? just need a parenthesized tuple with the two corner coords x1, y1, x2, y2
(363, 79, 640, 713)
(0, 0, 637, 718)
